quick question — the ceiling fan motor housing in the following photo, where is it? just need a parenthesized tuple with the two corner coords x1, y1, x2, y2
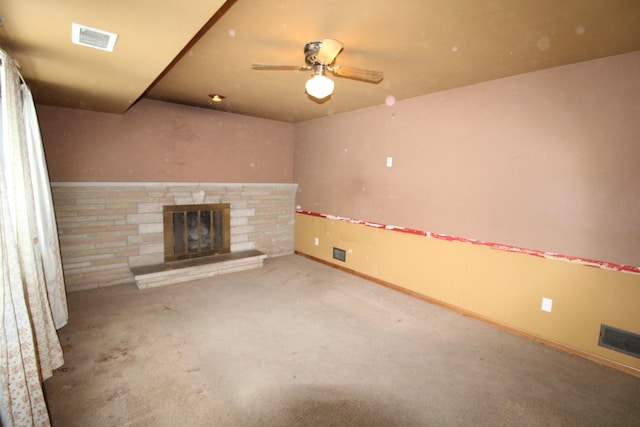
(251, 38, 383, 85)
(304, 41, 324, 65)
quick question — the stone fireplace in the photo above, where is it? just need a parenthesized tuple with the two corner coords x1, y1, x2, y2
(129, 201, 267, 289)
(50, 182, 297, 291)
(163, 203, 230, 262)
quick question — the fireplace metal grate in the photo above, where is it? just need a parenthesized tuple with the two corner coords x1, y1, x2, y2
(163, 203, 230, 262)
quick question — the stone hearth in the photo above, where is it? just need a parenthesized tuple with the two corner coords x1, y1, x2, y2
(131, 249, 266, 289)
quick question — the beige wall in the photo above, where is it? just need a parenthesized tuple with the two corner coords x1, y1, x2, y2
(294, 51, 640, 268)
(38, 99, 294, 183)
(295, 213, 640, 373)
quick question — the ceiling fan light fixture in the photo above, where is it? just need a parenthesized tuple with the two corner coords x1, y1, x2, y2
(305, 74, 334, 99)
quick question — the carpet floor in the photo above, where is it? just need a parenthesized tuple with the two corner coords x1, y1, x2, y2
(44, 254, 640, 426)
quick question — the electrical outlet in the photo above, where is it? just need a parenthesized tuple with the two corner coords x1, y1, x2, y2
(386, 156, 393, 167)
(541, 297, 553, 312)
(314, 237, 319, 246)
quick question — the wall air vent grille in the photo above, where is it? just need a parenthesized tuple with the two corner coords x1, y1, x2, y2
(333, 247, 346, 262)
(598, 324, 640, 359)
(72, 23, 118, 52)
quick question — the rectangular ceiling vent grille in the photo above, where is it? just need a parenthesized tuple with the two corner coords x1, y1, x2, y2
(598, 324, 640, 359)
(72, 23, 118, 52)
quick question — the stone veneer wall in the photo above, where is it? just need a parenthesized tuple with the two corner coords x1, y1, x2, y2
(51, 182, 297, 292)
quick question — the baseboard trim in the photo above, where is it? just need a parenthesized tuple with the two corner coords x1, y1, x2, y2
(295, 251, 640, 378)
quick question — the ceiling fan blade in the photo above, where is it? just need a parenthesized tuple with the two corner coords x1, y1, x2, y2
(316, 39, 343, 64)
(251, 64, 308, 71)
(330, 65, 384, 83)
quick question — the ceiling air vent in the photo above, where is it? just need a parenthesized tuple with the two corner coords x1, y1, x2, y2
(72, 23, 118, 52)
(598, 324, 640, 359)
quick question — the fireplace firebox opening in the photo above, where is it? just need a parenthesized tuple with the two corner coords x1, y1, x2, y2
(163, 203, 230, 262)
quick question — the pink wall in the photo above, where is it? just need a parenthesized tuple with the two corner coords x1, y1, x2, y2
(38, 99, 294, 183)
(294, 52, 640, 267)
(36, 53, 640, 267)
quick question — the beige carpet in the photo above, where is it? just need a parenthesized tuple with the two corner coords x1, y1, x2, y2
(44, 255, 640, 426)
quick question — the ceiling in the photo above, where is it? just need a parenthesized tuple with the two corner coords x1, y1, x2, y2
(1, 0, 640, 123)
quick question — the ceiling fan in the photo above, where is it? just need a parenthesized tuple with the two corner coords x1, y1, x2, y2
(251, 39, 384, 100)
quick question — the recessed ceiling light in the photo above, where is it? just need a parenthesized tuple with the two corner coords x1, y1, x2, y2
(209, 94, 225, 103)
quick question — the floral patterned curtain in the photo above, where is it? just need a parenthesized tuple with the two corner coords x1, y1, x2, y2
(0, 49, 66, 426)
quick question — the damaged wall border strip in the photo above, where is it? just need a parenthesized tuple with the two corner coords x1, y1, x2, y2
(296, 209, 640, 275)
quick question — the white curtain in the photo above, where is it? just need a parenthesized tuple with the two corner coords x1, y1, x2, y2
(0, 49, 67, 426)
